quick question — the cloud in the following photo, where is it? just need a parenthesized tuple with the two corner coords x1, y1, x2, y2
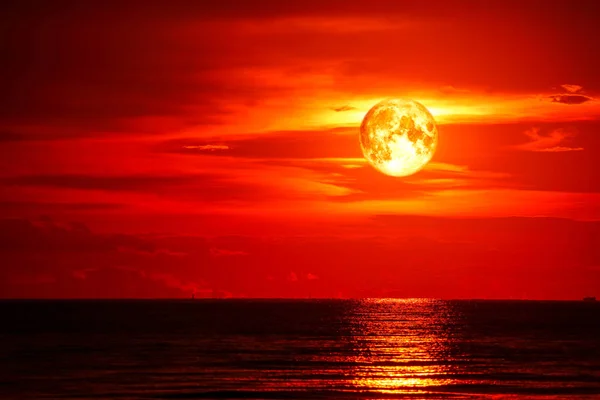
(9, 273, 57, 286)
(439, 85, 471, 95)
(331, 105, 357, 112)
(210, 248, 249, 257)
(316, 160, 510, 203)
(549, 94, 593, 105)
(145, 271, 200, 294)
(4, 122, 597, 213)
(70, 265, 204, 297)
(0, 217, 155, 253)
(286, 271, 319, 282)
(0, 217, 212, 297)
(161, 126, 512, 203)
(0, 130, 93, 142)
(0, 201, 124, 213)
(513, 127, 584, 152)
(537, 146, 584, 153)
(159, 127, 357, 160)
(0, 131, 33, 142)
(72, 267, 99, 280)
(287, 271, 298, 282)
(2, 216, 600, 299)
(560, 84, 583, 93)
(1, 169, 357, 204)
(4, 0, 599, 141)
(117, 246, 188, 258)
(181, 144, 229, 151)
(3, 174, 197, 192)
(1, 173, 279, 202)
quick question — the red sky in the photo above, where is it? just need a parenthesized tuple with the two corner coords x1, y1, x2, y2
(1, 0, 599, 299)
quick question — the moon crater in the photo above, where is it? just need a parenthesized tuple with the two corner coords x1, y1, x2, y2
(360, 99, 438, 177)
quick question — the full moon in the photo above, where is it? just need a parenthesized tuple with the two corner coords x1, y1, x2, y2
(359, 99, 438, 177)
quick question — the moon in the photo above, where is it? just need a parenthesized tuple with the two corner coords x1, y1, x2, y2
(359, 99, 438, 177)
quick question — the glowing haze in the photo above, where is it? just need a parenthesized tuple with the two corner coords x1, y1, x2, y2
(1, 0, 599, 299)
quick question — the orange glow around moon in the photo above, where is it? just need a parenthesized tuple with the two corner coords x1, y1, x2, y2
(360, 99, 438, 177)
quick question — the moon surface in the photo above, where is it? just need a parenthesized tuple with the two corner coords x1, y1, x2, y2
(360, 99, 438, 177)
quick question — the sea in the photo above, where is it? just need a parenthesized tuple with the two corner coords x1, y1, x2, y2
(0, 299, 599, 399)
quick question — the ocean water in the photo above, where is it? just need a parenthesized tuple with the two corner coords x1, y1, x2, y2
(0, 299, 599, 399)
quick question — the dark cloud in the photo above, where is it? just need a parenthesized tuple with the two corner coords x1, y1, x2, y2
(0, 171, 332, 202)
(2, 173, 262, 201)
(0, 131, 31, 142)
(513, 127, 583, 152)
(2, 0, 600, 138)
(162, 128, 511, 202)
(0, 2, 283, 134)
(549, 94, 593, 105)
(370, 214, 599, 236)
(0, 130, 124, 142)
(3, 123, 594, 208)
(1, 216, 600, 299)
(323, 164, 508, 203)
(3, 0, 598, 23)
(0, 201, 124, 213)
(431, 121, 600, 194)
(157, 121, 600, 198)
(196, 216, 600, 299)
(0, 217, 154, 253)
(331, 105, 357, 112)
(159, 127, 358, 159)
(3, 174, 198, 192)
(0, 217, 210, 298)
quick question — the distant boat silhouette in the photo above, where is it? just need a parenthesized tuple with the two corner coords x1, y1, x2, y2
(583, 296, 596, 302)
